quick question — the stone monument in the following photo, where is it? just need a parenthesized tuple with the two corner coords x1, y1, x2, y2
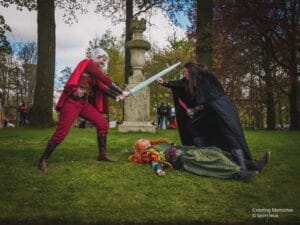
(118, 18, 156, 133)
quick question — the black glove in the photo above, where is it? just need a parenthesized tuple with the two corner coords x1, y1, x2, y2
(105, 89, 118, 99)
(109, 83, 123, 94)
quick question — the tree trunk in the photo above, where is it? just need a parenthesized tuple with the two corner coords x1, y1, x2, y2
(125, 0, 133, 84)
(122, 0, 133, 121)
(196, 0, 213, 68)
(289, 71, 300, 130)
(30, 0, 55, 127)
(288, 0, 300, 130)
(264, 66, 276, 130)
(277, 93, 283, 129)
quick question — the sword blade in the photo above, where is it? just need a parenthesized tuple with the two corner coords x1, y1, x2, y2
(129, 62, 181, 94)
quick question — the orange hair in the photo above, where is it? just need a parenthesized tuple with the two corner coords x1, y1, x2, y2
(134, 138, 168, 153)
(129, 138, 169, 163)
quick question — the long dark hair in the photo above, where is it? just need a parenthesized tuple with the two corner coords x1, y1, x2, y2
(184, 61, 209, 95)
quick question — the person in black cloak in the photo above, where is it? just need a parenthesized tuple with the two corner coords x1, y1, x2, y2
(157, 61, 270, 174)
(158, 77, 195, 145)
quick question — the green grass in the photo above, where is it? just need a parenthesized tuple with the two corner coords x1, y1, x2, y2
(0, 128, 299, 225)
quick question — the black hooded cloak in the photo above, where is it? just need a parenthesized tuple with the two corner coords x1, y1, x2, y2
(162, 78, 196, 146)
(163, 74, 252, 160)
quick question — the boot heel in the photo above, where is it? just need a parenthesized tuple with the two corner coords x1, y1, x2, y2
(97, 135, 117, 162)
(38, 140, 57, 172)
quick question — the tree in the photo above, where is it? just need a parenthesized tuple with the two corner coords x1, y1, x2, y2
(1, 0, 93, 127)
(86, 30, 118, 56)
(214, 0, 299, 130)
(196, 0, 213, 67)
(28, 0, 56, 127)
(94, 0, 193, 84)
(0, 14, 11, 55)
(55, 66, 72, 91)
(144, 37, 194, 117)
(186, 0, 213, 67)
(125, 0, 133, 84)
(0, 14, 12, 126)
(241, 1, 300, 130)
(16, 41, 37, 104)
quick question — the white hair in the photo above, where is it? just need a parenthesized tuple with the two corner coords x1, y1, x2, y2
(91, 48, 109, 60)
(90, 47, 109, 72)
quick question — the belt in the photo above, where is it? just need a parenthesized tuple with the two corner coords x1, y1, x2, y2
(70, 92, 88, 100)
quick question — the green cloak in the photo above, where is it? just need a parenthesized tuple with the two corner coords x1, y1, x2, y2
(156, 143, 240, 179)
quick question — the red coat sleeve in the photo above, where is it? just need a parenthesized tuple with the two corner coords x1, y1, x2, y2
(95, 80, 110, 92)
(85, 61, 113, 86)
(95, 80, 117, 99)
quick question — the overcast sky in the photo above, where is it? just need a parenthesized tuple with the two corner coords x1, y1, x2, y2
(1, 4, 188, 76)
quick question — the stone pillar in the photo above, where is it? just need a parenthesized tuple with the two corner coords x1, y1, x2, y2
(118, 18, 156, 133)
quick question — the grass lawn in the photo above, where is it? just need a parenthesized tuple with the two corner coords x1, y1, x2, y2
(0, 127, 299, 225)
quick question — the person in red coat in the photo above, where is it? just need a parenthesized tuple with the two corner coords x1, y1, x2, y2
(38, 48, 130, 172)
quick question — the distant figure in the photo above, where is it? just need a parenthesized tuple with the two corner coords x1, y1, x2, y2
(26, 103, 32, 125)
(167, 107, 178, 129)
(18, 101, 29, 127)
(167, 117, 178, 129)
(157, 103, 166, 129)
(78, 120, 87, 128)
(165, 103, 172, 126)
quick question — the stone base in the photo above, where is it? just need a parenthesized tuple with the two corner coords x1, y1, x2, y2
(118, 121, 156, 133)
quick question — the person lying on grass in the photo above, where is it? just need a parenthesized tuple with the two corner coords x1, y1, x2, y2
(129, 139, 173, 177)
(129, 139, 270, 181)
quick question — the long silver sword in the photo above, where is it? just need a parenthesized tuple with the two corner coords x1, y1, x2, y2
(129, 62, 182, 94)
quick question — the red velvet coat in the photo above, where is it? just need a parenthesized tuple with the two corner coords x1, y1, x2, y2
(56, 59, 112, 114)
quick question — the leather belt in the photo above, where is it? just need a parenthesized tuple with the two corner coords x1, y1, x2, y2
(70, 92, 88, 100)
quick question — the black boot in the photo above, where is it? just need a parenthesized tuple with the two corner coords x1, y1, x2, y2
(234, 170, 259, 182)
(97, 135, 117, 162)
(231, 149, 248, 170)
(246, 152, 270, 173)
(38, 140, 57, 172)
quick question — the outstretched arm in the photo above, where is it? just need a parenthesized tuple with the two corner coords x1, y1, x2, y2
(157, 78, 187, 89)
(95, 80, 126, 101)
(157, 78, 171, 88)
(151, 161, 166, 177)
(109, 83, 130, 98)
